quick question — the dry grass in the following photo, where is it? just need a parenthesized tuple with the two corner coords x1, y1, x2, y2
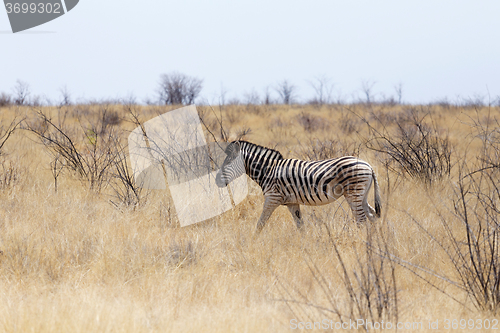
(0, 104, 499, 332)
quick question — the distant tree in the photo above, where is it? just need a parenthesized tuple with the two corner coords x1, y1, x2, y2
(157, 72, 203, 105)
(308, 75, 334, 105)
(394, 82, 403, 104)
(59, 85, 72, 106)
(12, 80, 31, 106)
(361, 80, 376, 104)
(243, 89, 260, 105)
(275, 79, 297, 105)
(30, 95, 44, 107)
(227, 97, 241, 105)
(263, 86, 273, 105)
(0, 92, 12, 107)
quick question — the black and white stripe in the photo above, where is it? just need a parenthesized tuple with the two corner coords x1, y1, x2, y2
(216, 141, 381, 233)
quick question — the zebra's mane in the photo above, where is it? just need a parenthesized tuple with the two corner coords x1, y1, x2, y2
(237, 140, 284, 160)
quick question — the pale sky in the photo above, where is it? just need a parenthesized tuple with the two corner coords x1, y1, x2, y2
(1, 0, 499, 104)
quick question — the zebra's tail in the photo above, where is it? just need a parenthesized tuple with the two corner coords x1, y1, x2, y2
(372, 169, 381, 219)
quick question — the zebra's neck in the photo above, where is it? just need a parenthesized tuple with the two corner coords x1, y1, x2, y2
(238, 141, 283, 187)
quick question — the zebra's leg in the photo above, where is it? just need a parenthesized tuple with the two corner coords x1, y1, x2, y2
(286, 204, 303, 229)
(343, 184, 369, 224)
(345, 175, 379, 223)
(255, 197, 280, 234)
(345, 193, 367, 224)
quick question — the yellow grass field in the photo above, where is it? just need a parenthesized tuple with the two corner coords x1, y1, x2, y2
(0, 103, 499, 332)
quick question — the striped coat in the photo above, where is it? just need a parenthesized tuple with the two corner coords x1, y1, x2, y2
(216, 141, 381, 233)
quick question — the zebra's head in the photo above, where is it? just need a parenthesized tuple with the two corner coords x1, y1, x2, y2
(216, 141, 245, 187)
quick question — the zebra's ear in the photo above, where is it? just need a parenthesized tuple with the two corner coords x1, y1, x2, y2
(226, 141, 241, 159)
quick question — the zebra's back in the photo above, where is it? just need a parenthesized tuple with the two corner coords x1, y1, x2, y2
(270, 156, 375, 206)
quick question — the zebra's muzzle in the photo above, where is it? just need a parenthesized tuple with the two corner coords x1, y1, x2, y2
(215, 171, 228, 188)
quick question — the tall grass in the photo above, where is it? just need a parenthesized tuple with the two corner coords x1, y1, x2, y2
(0, 103, 498, 332)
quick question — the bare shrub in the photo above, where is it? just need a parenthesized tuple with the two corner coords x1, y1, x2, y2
(0, 160, 19, 190)
(275, 79, 298, 105)
(378, 94, 398, 107)
(338, 109, 360, 135)
(225, 97, 240, 105)
(243, 89, 260, 105)
(472, 111, 500, 172)
(12, 80, 31, 106)
(157, 72, 203, 105)
(430, 97, 453, 109)
(59, 85, 72, 106)
(108, 140, 148, 209)
(388, 111, 500, 314)
(295, 137, 360, 161)
(236, 127, 252, 140)
(167, 239, 202, 268)
(307, 75, 334, 105)
(362, 107, 452, 186)
(274, 225, 398, 330)
(334, 228, 398, 328)
(30, 95, 45, 107)
(224, 106, 240, 125)
(0, 117, 21, 155)
(361, 80, 376, 104)
(446, 111, 500, 313)
(451, 165, 500, 313)
(394, 82, 404, 105)
(70, 104, 93, 119)
(268, 116, 296, 143)
(102, 110, 121, 127)
(394, 158, 500, 314)
(460, 95, 486, 108)
(106, 104, 155, 208)
(25, 108, 120, 192)
(242, 94, 262, 115)
(197, 105, 230, 142)
(200, 105, 252, 143)
(495, 96, 500, 107)
(0, 92, 12, 107)
(296, 112, 329, 132)
(0, 117, 23, 190)
(263, 86, 274, 105)
(49, 153, 64, 193)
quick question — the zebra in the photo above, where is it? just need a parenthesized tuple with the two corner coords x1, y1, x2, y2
(215, 140, 381, 233)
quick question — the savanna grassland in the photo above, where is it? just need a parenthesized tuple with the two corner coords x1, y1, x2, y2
(0, 103, 499, 332)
